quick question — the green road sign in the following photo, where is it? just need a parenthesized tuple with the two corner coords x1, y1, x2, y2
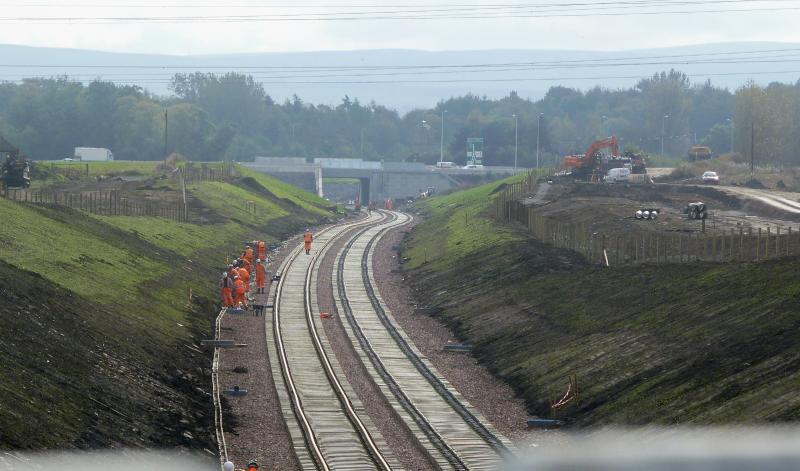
(466, 138, 484, 165)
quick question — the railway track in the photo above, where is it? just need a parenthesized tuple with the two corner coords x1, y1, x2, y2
(333, 211, 513, 470)
(268, 212, 397, 470)
(268, 211, 511, 470)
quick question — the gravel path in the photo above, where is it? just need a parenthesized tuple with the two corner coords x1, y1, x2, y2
(317, 217, 438, 471)
(217, 233, 304, 471)
(372, 214, 560, 449)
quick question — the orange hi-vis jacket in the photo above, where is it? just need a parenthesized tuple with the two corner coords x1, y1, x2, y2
(258, 240, 267, 260)
(238, 267, 250, 284)
(304, 231, 313, 250)
(245, 246, 254, 263)
(234, 278, 245, 294)
(255, 263, 266, 287)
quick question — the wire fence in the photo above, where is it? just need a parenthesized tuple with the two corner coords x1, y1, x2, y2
(493, 170, 800, 265)
(2, 188, 188, 221)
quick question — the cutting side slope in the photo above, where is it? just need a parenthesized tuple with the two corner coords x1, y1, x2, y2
(404, 178, 800, 424)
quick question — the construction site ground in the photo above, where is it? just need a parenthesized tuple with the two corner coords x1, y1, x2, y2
(524, 178, 800, 241)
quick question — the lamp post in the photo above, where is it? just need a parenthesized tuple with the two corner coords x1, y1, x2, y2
(661, 114, 670, 156)
(440, 109, 447, 164)
(360, 127, 365, 158)
(536, 113, 544, 169)
(512, 114, 518, 170)
(601, 115, 608, 138)
(726, 118, 734, 154)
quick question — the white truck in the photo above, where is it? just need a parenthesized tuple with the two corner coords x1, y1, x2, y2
(74, 147, 114, 161)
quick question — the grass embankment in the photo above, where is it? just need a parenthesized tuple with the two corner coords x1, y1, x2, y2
(0, 164, 337, 449)
(404, 177, 800, 424)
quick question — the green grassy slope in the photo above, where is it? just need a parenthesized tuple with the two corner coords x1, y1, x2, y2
(404, 178, 800, 425)
(0, 169, 336, 448)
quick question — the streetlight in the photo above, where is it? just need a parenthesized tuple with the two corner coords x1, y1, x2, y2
(440, 109, 447, 164)
(661, 114, 670, 156)
(536, 113, 544, 169)
(726, 118, 734, 154)
(360, 127, 365, 158)
(291, 123, 299, 149)
(512, 114, 518, 170)
(601, 115, 608, 138)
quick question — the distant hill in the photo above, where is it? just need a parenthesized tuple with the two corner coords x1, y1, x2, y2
(1, 42, 798, 111)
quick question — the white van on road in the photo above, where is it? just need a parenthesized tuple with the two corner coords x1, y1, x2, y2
(605, 167, 630, 183)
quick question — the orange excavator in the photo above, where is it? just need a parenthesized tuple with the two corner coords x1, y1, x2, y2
(564, 136, 645, 181)
(564, 136, 620, 180)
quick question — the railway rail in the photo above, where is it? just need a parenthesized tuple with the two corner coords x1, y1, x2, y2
(269, 212, 396, 470)
(333, 211, 513, 470)
(266, 211, 512, 470)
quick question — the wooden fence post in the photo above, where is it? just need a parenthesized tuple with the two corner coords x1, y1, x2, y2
(757, 228, 761, 261)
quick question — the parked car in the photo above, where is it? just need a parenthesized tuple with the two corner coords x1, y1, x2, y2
(463, 164, 484, 169)
(605, 167, 631, 183)
(702, 171, 720, 184)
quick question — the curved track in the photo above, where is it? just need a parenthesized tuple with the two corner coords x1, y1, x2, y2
(270, 212, 394, 471)
(333, 211, 513, 470)
(267, 211, 512, 470)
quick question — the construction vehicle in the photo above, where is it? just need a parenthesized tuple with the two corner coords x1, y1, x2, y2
(564, 136, 647, 181)
(1, 136, 30, 189)
(688, 146, 713, 161)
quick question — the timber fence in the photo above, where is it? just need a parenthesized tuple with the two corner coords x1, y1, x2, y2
(2, 188, 188, 221)
(492, 170, 800, 265)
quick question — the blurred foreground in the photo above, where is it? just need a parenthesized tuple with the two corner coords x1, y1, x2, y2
(506, 428, 800, 470)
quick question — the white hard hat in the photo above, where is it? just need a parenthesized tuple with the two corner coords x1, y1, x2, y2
(222, 272, 228, 277)
(223, 461, 235, 471)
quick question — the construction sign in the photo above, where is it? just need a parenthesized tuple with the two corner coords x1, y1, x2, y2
(466, 138, 484, 166)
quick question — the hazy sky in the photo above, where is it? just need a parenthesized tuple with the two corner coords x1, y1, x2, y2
(0, 1, 799, 54)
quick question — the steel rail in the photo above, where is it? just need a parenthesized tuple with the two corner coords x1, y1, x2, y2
(273, 215, 393, 471)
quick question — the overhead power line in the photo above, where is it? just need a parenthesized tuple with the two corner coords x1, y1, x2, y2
(3, 46, 800, 70)
(0, 0, 796, 22)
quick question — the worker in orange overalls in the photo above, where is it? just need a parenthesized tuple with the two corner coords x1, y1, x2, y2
(385, 198, 393, 210)
(304, 229, 313, 255)
(244, 245, 254, 266)
(219, 271, 234, 307)
(246, 460, 259, 471)
(255, 259, 267, 293)
(238, 264, 250, 293)
(257, 240, 267, 261)
(233, 275, 247, 308)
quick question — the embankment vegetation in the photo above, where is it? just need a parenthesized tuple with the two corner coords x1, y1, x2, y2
(0, 164, 336, 448)
(404, 176, 800, 424)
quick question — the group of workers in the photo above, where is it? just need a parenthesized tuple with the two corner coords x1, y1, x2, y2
(219, 229, 315, 309)
(219, 239, 269, 309)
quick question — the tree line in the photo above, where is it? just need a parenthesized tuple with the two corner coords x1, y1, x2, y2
(0, 70, 795, 167)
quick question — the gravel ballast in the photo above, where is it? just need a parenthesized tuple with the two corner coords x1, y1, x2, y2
(371, 214, 559, 448)
(317, 219, 438, 471)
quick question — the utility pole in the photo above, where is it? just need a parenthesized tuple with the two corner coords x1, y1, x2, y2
(750, 121, 755, 181)
(440, 109, 447, 164)
(513, 114, 518, 170)
(601, 115, 608, 138)
(661, 114, 669, 156)
(291, 123, 298, 148)
(163, 109, 168, 167)
(360, 128, 365, 158)
(727, 118, 734, 154)
(536, 113, 543, 169)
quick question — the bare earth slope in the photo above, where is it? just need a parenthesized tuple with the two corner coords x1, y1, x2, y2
(403, 178, 800, 425)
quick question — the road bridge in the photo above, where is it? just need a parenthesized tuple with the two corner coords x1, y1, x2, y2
(243, 157, 522, 203)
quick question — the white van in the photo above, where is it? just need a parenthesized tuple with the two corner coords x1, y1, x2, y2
(435, 161, 456, 169)
(605, 167, 630, 183)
